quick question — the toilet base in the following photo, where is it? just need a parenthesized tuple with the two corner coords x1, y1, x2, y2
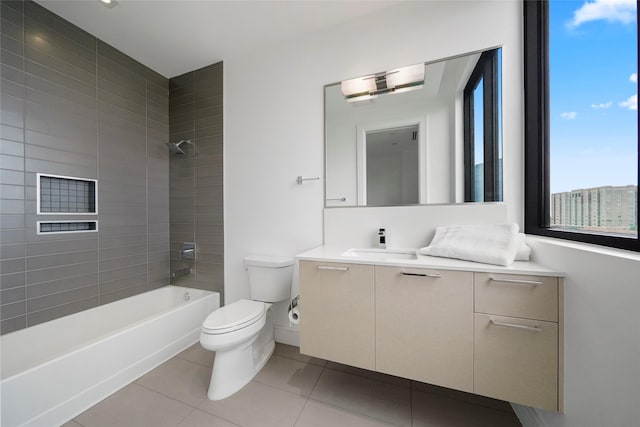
(206, 309, 275, 400)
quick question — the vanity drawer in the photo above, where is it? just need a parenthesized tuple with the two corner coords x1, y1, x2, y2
(474, 313, 558, 411)
(475, 272, 558, 321)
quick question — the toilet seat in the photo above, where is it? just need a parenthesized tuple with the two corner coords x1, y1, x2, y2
(202, 299, 265, 335)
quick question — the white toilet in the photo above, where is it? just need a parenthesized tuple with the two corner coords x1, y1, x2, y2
(200, 255, 294, 400)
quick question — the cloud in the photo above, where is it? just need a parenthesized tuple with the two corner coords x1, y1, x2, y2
(568, 0, 636, 28)
(630, 73, 638, 83)
(561, 112, 578, 120)
(591, 101, 612, 109)
(619, 94, 638, 110)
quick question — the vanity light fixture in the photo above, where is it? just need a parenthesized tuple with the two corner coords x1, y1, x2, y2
(341, 63, 425, 103)
(99, 0, 118, 8)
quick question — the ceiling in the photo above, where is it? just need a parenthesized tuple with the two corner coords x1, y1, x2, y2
(35, 0, 400, 78)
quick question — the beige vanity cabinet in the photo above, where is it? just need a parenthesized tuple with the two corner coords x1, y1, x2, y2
(473, 273, 563, 412)
(298, 252, 563, 412)
(299, 260, 375, 370)
(375, 266, 474, 392)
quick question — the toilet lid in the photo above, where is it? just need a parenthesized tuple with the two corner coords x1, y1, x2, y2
(202, 299, 265, 334)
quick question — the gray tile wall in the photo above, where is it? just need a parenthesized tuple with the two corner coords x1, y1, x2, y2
(0, 0, 170, 334)
(168, 63, 224, 302)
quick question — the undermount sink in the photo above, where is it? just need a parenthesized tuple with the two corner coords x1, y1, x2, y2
(341, 248, 418, 261)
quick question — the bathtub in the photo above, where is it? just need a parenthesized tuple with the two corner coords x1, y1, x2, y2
(0, 285, 219, 427)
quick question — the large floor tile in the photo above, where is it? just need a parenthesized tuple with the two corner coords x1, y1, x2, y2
(274, 343, 327, 367)
(412, 390, 522, 427)
(325, 361, 411, 387)
(61, 420, 83, 427)
(135, 357, 210, 407)
(295, 400, 396, 427)
(253, 354, 323, 396)
(411, 380, 513, 413)
(177, 342, 215, 368)
(177, 409, 239, 427)
(74, 383, 192, 427)
(310, 368, 411, 426)
(198, 381, 307, 427)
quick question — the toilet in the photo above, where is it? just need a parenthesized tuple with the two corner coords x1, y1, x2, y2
(200, 255, 294, 400)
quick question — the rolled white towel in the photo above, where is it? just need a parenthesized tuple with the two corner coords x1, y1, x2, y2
(515, 233, 531, 261)
(418, 223, 520, 266)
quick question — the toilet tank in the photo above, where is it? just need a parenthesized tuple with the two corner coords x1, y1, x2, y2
(244, 255, 294, 302)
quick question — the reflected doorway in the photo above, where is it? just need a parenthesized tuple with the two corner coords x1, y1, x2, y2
(364, 124, 420, 206)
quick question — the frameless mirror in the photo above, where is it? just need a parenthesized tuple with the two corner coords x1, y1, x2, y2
(325, 48, 502, 207)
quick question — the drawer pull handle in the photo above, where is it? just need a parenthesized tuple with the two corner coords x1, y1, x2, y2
(401, 272, 441, 278)
(490, 319, 541, 332)
(317, 265, 349, 271)
(489, 276, 543, 286)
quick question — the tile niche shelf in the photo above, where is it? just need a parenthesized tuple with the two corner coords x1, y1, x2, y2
(36, 173, 98, 234)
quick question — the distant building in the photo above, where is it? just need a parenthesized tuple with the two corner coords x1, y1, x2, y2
(474, 159, 503, 202)
(551, 185, 638, 234)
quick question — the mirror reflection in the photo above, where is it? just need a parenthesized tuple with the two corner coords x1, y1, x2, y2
(325, 48, 502, 207)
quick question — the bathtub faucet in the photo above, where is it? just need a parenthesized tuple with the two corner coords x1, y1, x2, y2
(171, 267, 192, 278)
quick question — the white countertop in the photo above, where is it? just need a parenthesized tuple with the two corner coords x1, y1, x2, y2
(295, 246, 565, 277)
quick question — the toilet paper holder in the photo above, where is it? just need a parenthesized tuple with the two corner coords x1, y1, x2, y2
(288, 295, 300, 326)
(288, 295, 299, 312)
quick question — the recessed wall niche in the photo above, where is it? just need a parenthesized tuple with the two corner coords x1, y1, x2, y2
(37, 174, 97, 215)
(37, 220, 98, 235)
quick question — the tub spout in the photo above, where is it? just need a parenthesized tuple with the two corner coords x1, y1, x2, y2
(171, 267, 192, 278)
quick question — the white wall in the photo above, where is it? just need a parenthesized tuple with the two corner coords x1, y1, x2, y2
(225, 0, 522, 300)
(224, 0, 521, 340)
(324, 203, 508, 249)
(525, 237, 640, 427)
(224, 1, 640, 425)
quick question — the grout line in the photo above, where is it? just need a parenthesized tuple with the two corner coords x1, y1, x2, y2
(21, 0, 27, 328)
(131, 380, 203, 411)
(71, 418, 87, 427)
(146, 69, 149, 293)
(95, 34, 100, 307)
(322, 363, 410, 389)
(304, 395, 405, 427)
(173, 407, 198, 427)
(191, 71, 196, 289)
(292, 393, 311, 427)
(308, 359, 325, 394)
(409, 379, 414, 427)
(26, 293, 98, 320)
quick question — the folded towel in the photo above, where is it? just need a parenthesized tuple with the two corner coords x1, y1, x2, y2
(514, 233, 531, 261)
(418, 223, 519, 266)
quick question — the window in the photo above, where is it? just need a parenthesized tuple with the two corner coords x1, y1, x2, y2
(464, 49, 502, 202)
(524, 0, 639, 252)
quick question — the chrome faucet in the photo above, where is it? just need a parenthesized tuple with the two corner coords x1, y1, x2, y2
(378, 228, 386, 249)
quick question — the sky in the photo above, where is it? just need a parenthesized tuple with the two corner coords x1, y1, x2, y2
(549, 0, 638, 193)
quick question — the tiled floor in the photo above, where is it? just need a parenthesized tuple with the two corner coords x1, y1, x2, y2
(62, 343, 522, 427)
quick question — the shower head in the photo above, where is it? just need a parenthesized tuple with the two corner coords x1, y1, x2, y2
(166, 139, 192, 155)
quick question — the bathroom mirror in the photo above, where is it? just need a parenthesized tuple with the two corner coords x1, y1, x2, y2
(325, 47, 502, 207)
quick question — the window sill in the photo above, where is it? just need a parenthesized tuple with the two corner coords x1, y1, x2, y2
(525, 235, 640, 263)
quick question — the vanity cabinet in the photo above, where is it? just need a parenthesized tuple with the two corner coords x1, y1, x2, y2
(299, 261, 375, 370)
(297, 252, 563, 412)
(473, 273, 562, 412)
(375, 266, 474, 392)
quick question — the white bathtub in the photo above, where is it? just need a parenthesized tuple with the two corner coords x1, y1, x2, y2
(0, 285, 219, 427)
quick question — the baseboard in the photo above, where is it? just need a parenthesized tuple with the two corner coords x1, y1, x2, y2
(274, 324, 299, 347)
(511, 403, 547, 427)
